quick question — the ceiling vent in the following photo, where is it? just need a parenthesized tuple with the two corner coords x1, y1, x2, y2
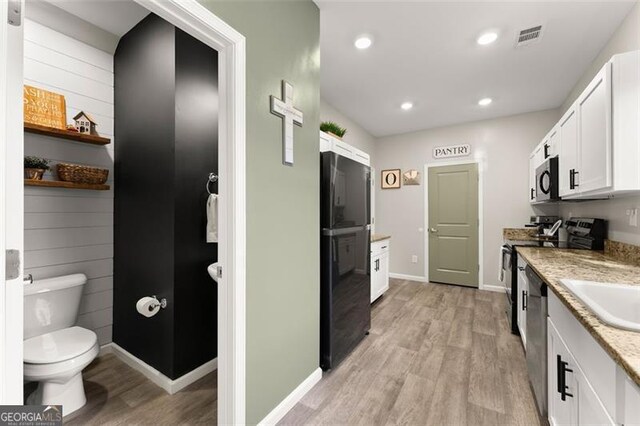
(516, 25, 543, 47)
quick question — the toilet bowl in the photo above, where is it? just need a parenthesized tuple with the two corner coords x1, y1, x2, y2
(23, 274, 98, 416)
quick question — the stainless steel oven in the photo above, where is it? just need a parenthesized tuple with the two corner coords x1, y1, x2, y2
(535, 157, 559, 202)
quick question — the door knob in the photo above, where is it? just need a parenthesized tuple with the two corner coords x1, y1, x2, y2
(429, 228, 438, 233)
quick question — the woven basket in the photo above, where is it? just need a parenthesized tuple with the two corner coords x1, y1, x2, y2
(57, 163, 109, 184)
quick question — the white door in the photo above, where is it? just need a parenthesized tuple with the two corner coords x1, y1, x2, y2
(559, 106, 579, 197)
(1, 0, 25, 404)
(577, 63, 612, 194)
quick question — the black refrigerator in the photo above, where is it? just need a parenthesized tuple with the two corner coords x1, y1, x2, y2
(320, 151, 371, 371)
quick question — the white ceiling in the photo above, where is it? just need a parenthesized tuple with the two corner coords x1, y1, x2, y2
(47, 0, 149, 37)
(316, 1, 636, 137)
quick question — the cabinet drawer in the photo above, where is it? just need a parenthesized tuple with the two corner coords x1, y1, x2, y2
(549, 291, 617, 416)
(371, 239, 390, 257)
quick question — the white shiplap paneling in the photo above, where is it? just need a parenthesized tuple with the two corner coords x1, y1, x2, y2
(24, 19, 114, 345)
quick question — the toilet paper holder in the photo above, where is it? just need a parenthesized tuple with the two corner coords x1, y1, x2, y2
(150, 296, 167, 310)
(136, 295, 168, 318)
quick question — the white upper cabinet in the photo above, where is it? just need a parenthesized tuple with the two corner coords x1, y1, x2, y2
(532, 50, 640, 201)
(529, 153, 537, 202)
(559, 107, 579, 198)
(547, 125, 559, 159)
(576, 62, 612, 195)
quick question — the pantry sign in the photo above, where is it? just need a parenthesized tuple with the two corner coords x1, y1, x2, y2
(23, 85, 67, 130)
(433, 144, 471, 159)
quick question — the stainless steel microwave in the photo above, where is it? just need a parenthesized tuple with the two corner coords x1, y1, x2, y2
(535, 157, 559, 202)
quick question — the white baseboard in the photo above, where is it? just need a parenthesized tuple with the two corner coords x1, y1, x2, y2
(106, 342, 217, 395)
(389, 272, 427, 283)
(258, 367, 322, 426)
(481, 284, 507, 293)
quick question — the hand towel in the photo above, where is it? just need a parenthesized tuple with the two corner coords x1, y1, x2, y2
(207, 194, 218, 243)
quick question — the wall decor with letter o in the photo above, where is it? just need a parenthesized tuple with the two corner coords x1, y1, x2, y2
(381, 169, 401, 189)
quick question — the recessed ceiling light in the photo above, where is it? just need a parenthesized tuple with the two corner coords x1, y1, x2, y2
(477, 32, 498, 45)
(354, 36, 372, 49)
(401, 102, 413, 110)
(478, 97, 493, 106)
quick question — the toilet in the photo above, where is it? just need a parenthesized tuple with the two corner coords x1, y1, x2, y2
(23, 274, 99, 416)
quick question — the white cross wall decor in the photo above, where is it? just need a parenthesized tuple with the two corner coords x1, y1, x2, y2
(270, 80, 304, 166)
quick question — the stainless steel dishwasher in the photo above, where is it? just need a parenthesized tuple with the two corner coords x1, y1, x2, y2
(525, 265, 548, 419)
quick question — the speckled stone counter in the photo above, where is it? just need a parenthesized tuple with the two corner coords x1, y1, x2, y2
(517, 246, 640, 386)
(371, 234, 391, 243)
(503, 228, 538, 241)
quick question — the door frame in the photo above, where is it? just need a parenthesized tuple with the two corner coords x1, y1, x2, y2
(0, 0, 25, 405)
(1, 0, 247, 423)
(423, 159, 484, 289)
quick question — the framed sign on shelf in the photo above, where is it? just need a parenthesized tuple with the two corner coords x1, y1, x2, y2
(23, 85, 67, 130)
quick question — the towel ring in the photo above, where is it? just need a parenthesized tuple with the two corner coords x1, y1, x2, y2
(206, 173, 218, 195)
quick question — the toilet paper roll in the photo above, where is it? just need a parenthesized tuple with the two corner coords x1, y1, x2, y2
(136, 296, 160, 318)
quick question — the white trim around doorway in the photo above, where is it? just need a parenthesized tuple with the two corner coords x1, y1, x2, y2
(1, 1, 246, 423)
(423, 159, 485, 290)
(136, 1, 247, 423)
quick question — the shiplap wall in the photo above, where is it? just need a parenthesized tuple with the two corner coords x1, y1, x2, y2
(24, 19, 114, 345)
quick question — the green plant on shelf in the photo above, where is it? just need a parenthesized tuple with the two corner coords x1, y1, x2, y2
(24, 156, 51, 170)
(320, 121, 347, 138)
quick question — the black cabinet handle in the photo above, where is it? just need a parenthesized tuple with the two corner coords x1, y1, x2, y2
(522, 290, 528, 311)
(570, 169, 580, 190)
(544, 143, 550, 159)
(557, 355, 574, 401)
(530, 187, 535, 200)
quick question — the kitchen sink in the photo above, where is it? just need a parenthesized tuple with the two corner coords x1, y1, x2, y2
(561, 279, 640, 332)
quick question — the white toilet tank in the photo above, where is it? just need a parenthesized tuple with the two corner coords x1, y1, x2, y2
(24, 274, 87, 340)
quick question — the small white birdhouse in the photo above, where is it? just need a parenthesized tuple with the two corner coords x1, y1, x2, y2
(73, 111, 97, 135)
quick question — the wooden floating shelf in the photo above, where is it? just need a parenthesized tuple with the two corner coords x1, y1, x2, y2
(25, 179, 110, 191)
(24, 123, 111, 146)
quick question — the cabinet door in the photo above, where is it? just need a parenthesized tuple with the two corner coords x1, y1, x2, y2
(577, 63, 612, 194)
(548, 125, 559, 158)
(370, 254, 381, 303)
(379, 251, 389, 294)
(575, 368, 614, 425)
(548, 319, 577, 426)
(529, 154, 537, 202)
(517, 267, 528, 347)
(559, 106, 579, 197)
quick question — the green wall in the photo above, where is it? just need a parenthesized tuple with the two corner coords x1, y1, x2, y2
(199, 1, 320, 424)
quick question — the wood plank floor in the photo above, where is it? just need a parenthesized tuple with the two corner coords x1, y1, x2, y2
(279, 279, 542, 426)
(62, 353, 216, 425)
(40, 279, 539, 425)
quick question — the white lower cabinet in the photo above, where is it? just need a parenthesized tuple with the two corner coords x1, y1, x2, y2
(371, 239, 390, 303)
(548, 291, 640, 425)
(548, 319, 613, 425)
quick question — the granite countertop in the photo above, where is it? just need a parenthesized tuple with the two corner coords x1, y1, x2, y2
(503, 227, 538, 241)
(517, 247, 640, 386)
(371, 234, 391, 243)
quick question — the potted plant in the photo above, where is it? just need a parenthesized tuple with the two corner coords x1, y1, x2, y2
(320, 121, 347, 139)
(24, 156, 50, 180)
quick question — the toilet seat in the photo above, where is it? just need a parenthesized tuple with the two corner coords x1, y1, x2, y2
(24, 326, 97, 364)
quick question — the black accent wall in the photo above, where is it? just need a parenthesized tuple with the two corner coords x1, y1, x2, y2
(114, 14, 218, 380)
